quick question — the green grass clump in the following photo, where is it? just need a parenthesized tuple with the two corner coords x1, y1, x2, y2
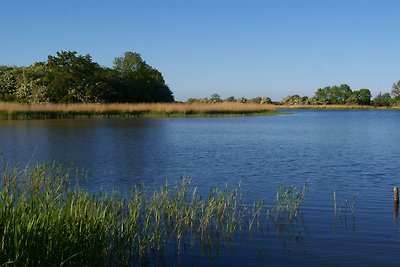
(267, 182, 309, 222)
(0, 163, 254, 265)
(0, 162, 308, 265)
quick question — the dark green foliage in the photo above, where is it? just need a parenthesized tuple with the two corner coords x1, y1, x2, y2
(0, 51, 174, 104)
(112, 52, 174, 103)
(391, 80, 400, 105)
(373, 92, 392, 107)
(347, 88, 372, 105)
(279, 85, 373, 106)
(44, 51, 109, 103)
(314, 84, 353, 105)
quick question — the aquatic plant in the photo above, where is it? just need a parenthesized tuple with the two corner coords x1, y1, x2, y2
(333, 190, 357, 217)
(267, 182, 309, 222)
(0, 161, 311, 265)
(0, 163, 267, 265)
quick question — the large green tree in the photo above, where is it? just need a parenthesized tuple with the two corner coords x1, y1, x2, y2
(314, 84, 353, 104)
(0, 51, 174, 104)
(112, 52, 174, 102)
(44, 51, 109, 103)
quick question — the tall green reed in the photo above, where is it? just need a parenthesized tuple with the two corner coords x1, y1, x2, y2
(0, 162, 309, 266)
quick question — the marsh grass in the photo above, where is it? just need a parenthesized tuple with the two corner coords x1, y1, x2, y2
(0, 163, 259, 265)
(267, 183, 309, 222)
(0, 102, 276, 120)
(0, 162, 309, 265)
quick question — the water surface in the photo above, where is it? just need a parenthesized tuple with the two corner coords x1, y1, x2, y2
(1, 110, 400, 266)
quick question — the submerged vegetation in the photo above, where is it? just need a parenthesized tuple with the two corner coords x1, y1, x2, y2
(0, 162, 305, 266)
(0, 102, 276, 119)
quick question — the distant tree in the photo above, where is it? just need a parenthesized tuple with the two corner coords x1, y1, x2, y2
(237, 97, 247, 103)
(210, 93, 221, 103)
(314, 87, 331, 104)
(249, 96, 273, 104)
(260, 97, 272, 104)
(357, 89, 372, 105)
(301, 96, 310, 105)
(199, 98, 210, 103)
(314, 84, 352, 105)
(249, 97, 262, 104)
(347, 89, 371, 105)
(346, 93, 359, 105)
(373, 92, 392, 107)
(224, 96, 236, 102)
(391, 80, 400, 105)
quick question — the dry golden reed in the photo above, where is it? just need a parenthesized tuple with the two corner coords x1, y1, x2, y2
(0, 102, 275, 114)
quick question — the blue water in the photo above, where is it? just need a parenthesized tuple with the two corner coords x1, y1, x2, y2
(1, 110, 400, 266)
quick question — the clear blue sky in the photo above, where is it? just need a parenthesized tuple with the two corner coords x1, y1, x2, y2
(1, 0, 399, 101)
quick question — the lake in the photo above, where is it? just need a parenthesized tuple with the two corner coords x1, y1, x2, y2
(1, 110, 400, 266)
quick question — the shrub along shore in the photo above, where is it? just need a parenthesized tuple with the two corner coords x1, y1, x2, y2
(0, 102, 277, 119)
(277, 104, 400, 110)
(0, 162, 307, 266)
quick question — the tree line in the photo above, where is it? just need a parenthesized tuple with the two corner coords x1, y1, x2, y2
(0, 51, 174, 103)
(188, 82, 400, 107)
(186, 93, 273, 104)
(280, 83, 400, 107)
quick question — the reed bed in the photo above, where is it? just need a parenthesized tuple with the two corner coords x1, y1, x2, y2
(0, 162, 307, 265)
(0, 102, 276, 119)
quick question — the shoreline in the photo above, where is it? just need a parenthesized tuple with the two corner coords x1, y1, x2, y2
(277, 104, 400, 110)
(1, 102, 399, 120)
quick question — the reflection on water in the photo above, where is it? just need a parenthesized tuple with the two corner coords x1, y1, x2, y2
(2, 110, 400, 266)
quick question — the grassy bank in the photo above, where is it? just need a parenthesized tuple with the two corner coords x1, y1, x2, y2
(0, 102, 276, 120)
(0, 162, 306, 266)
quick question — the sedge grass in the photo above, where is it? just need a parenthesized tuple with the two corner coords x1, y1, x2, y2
(268, 182, 309, 222)
(0, 102, 276, 120)
(0, 162, 308, 265)
(0, 163, 252, 265)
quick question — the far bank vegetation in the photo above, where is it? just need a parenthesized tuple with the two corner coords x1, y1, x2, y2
(2, 50, 400, 112)
(188, 82, 400, 109)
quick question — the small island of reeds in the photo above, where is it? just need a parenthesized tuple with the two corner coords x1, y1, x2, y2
(0, 102, 277, 120)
